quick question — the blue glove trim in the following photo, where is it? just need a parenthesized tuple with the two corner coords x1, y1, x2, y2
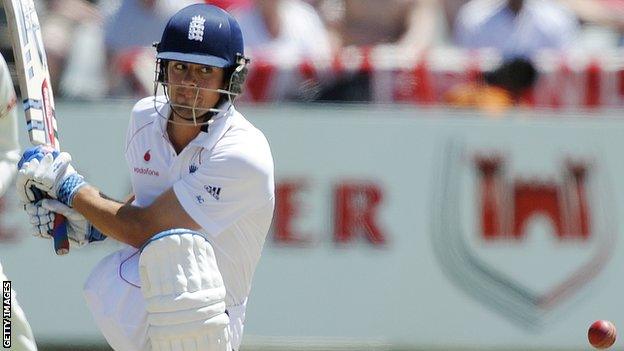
(57, 174, 86, 207)
(18, 146, 59, 169)
(88, 226, 107, 243)
(67, 181, 88, 207)
(139, 228, 208, 252)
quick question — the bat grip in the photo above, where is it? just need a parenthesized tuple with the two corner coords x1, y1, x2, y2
(31, 186, 70, 255)
(52, 214, 70, 255)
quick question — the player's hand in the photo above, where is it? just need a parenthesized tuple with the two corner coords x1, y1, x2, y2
(24, 201, 54, 239)
(24, 199, 106, 246)
(16, 146, 87, 206)
(17, 145, 57, 170)
(15, 146, 57, 203)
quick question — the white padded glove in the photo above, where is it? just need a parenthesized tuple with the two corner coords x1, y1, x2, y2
(16, 151, 86, 206)
(24, 202, 55, 239)
(24, 199, 106, 247)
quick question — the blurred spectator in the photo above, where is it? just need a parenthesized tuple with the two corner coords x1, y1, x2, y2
(315, 0, 437, 55)
(454, 0, 579, 59)
(233, 0, 332, 101)
(103, 0, 198, 55)
(38, 0, 103, 98)
(558, 0, 624, 47)
(436, 0, 471, 45)
(311, 0, 437, 102)
(444, 57, 538, 114)
(205, 0, 252, 11)
(234, 0, 332, 61)
(0, 1, 104, 98)
(103, 0, 199, 96)
(0, 2, 17, 90)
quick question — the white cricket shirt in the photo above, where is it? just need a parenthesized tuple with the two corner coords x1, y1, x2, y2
(126, 96, 274, 308)
(0, 54, 20, 198)
(84, 96, 274, 351)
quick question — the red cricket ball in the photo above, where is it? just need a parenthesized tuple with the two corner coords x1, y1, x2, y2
(588, 320, 617, 349)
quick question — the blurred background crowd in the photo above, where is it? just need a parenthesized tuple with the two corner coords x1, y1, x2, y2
(1, 0, 624, 110)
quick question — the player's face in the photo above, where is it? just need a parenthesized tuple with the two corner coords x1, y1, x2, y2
(166, 60, 225, 121)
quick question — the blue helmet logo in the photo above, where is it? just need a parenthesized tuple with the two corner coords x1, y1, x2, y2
(156, 4, 244, 69)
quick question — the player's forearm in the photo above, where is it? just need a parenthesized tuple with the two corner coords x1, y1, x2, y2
(73, 185, 155, 247)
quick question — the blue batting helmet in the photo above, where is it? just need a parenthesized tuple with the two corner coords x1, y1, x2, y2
(155, 4, 244, 69)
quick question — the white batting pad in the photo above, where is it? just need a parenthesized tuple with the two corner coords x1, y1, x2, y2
(139, 229, 231, 351)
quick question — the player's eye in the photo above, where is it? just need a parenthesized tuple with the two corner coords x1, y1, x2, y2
(173, 63, 187, 71)
(200, 66, 214, 74)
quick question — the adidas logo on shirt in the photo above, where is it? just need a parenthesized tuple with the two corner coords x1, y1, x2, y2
(204, 185, 221, 200)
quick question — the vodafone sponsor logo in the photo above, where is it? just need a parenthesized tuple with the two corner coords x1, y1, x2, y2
(134, 167, 159, 177)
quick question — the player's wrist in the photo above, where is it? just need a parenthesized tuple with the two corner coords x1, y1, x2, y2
(57, 173, 88, 207)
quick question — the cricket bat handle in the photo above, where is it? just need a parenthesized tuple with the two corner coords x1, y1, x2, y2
(31, 186, 70, 255)
(52, 214, 70, 255)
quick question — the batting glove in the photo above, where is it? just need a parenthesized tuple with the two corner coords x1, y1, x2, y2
(24, 201, 55, 239)
(24, 199, 106, 246)
(15, 146, 56, 204)
(16, 146, 87, 207)
(17, 145, 56, 169)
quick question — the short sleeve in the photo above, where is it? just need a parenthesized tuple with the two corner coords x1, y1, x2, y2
(173, 147, 274, 236)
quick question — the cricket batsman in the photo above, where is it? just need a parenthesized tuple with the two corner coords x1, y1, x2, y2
(16, 4, 274, 351)
(0, 53, 38, 351)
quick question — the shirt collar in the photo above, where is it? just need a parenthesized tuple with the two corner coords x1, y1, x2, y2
(190, 102, 235, 151)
